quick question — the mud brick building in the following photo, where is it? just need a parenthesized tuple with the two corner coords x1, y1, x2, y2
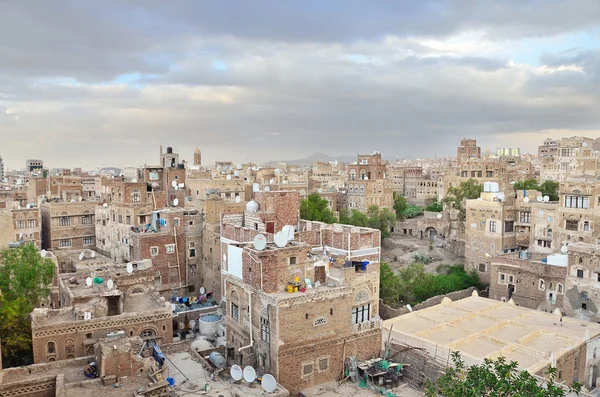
(220, 192, 382, 394)
(563, 243, 600, 323)
(0, 201, 41, 249)
(31, 258, 172, 364)
(346, 152, 393, 213)
(41, 200, 97, 251)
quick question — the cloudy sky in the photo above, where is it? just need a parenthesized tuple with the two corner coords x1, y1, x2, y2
(1, 1, 599, 170)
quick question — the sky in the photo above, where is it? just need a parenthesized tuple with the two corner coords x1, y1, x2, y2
(0, 0, 599, 170)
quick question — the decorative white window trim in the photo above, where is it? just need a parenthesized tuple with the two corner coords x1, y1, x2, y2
(313, 317, 327, 327)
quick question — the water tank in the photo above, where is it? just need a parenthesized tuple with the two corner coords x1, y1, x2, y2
(199, 313, 224, 336)
(208, 352, 226, 368)
(166, 147, 173, 154)
(246, 200, 259, 213)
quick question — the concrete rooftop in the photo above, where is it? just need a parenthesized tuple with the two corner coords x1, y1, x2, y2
(383, 296, 600, 374)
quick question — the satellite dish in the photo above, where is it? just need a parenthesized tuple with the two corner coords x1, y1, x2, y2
(173, 198, 179, 206)
(274, 232, 287, 248)
(91, 251, 96, 258)
(537, 196, 543, 202)
(406, 304, 413, 312)
(131, 178, 138, 182)
(126, 263, 134, 273)
(437, 213, 443, 219)
(261, 374, 277, 393)
(254, 234, 267, 251)
(269, 178, 275, 184)
(264, 186, 270, 192)
(230, 365, 243, 381)
(318, 188, 323, 193)
(523, 197, 529, 203)
(79, 252, 85, 261)
(235, 196, 241, 203)
(103, 203, 108, 207)
(582, 142, 588, 148)
(543, 195, 550, 202)
(243, 366, 257, 383)
(252, 183, 260, 192)
(200, 286, 206, 294)
(171, 180, 177, 188)
(40, 249, 46, 257)
(107, 280, 114, 290)
(26, 204, 31, 209)
(78, 196, 83, 202)
(71, 199, 76, 203)
(274, 169, 281, 175)
(282, 225, 295, 240)
(178, 183, 184, 188)
(85, 277, 93, 287)
(561, 245, 568, 254)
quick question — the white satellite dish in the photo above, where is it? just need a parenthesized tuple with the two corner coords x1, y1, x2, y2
(126, 263, 134, 274)
(561, 245, 568, 254)
(103, 203, 108, 207)
(523, 197, 529, 203)
(261, 374, 277, 393)
(269, 178, 275, 184)
(582, 142, 588, 148)
(178, 183, 184, 188)
(40, 249, 46, 257)
(173, 198, 179, 206)
(230, 365, 243, 381)
(107, 279, 114, 290)
(437, 213, 443, 219)
(274, 232, 287, 248)
(131, 178, 138, 182)
(406, 304, 413, 312)
(79, 252, 85, 261)
(318, 188, 323, 193)
(71, 199, 76, 203)
(85, 277, 93, 287)
(282, 225, 295, 240)
(91, 251, 96, 258)
(252, 183, 259, 192)
(171, 180, 177, 188)
(274, 169, 281, 175)
(200, 286, 206, 295)
(543, 195, 550, 202)
(536, 196, 543, 202)
(26, 204, 31, 209)
(78, 196, 83, 202)
(243, 366, 257, 383)
(254, 234, 267, 251)
(235, 196, 241, 203)
(264, 186, 270, 192)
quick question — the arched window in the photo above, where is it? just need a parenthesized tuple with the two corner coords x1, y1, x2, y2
(584, 221, 590, 231)
(490, 243, 496, 251)
(132, 190, 141, 203)
(140, 329, 156, 338)
(579, 257, 583, 264)
(47, 341, 56, 354)
(557, 284, 564, 294)
(65, 338, 75, 354)
(539, 279, 545, 290)
(349, 169, 357, 180)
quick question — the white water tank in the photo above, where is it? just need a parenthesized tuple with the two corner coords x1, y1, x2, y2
(199, 313, 224, 336)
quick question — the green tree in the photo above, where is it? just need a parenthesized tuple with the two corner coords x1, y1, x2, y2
(379, 262, 401, 306)
(402, 204, 424, 219)
(424, 201, 443, 212)
(300, 193, 336, 223)
(540, 180, 559, 201)
(393, 193, 407, 219)
(443, 178, 483, 220)
(0, 244, 55, 367)
(426, 352, 581, 397)
(513, 179, 540, 191)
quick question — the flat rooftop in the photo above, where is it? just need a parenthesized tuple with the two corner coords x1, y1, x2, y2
(383, 296, 600, 374)
(300, 381, 423, 397)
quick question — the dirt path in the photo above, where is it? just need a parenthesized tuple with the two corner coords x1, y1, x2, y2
(381, 235, 464, 273)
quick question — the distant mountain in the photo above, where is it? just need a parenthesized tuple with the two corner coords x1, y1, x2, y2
(263, 152, 354, 167)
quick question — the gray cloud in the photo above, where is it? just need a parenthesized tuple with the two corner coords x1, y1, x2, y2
(0, 1, 599, 169)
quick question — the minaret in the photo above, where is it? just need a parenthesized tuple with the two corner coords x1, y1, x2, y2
(193, 148, 201, 166)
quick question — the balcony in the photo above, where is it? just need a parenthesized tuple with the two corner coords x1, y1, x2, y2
(352, 318, 382, 335)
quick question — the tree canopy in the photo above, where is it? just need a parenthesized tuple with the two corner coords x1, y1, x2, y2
(380, 263, 481, 307)
(426, 352, 581, 397)
(0, 244, 55, 367)
(339, 205, 396, 239)
(393, 193, 407, 219)
(300, 192, 337, 224)
(512, 179, 559, 201)
(442, 179, 483, 219)
(424, 201, 443, 212)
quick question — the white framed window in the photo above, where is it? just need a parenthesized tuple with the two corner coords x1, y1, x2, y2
(538, 279, 545, 291)
(28, 219, 35, 228)
(16, 220, 25, 229)
(289, 256, 297, 265)
(188, 242, 196, 258)
(83, 236, 94, 245)
(260, 317, 270, 342)
(132, 191, 141, 203)
(557, 284, 564, 294)
(59, 216, 71, 226)
(565, 196, 589, 209)
(318, 357, 330, 372)
(82, 215, 93, 224)
(499, 273, 506, 284)
(313, 317, 327, 327)
(150, 246, 159, 256)
(302, 362, 314, 377)
(174, 218, 180, 227)
(352, 303, 370, 325)
(489, 221, 496, 233)
(166, 244, 175, 254)
(59, 238, 72, 248)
